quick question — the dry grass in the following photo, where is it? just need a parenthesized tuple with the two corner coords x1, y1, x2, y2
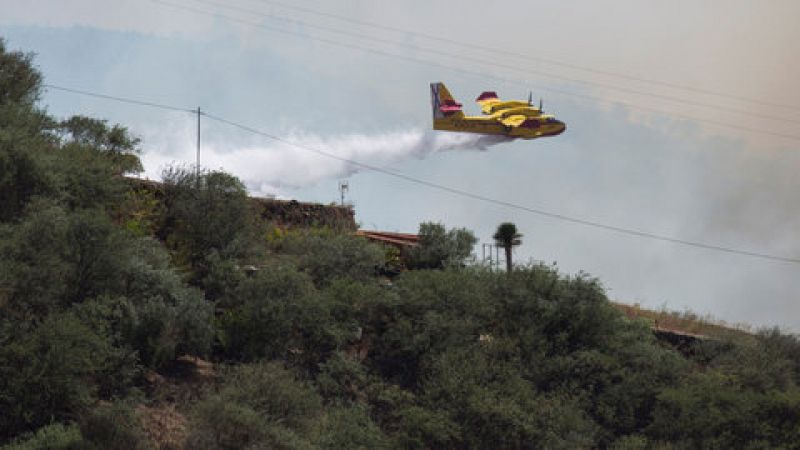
(613, 302, 753, 340)
(137, 355, 218, 449)
(137, 403, 189, 450)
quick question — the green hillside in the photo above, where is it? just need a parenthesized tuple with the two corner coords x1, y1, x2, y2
(2, 39, 799, 449)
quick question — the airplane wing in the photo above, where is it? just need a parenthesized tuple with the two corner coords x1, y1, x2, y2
(500, 115, 529, 128)
(477, 93, 532, 115)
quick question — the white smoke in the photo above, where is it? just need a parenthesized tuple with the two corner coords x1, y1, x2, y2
(140, 126, 512, 196)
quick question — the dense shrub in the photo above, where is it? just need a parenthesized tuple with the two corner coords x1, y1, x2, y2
(3, 423, 83, 450)
(187, 362, 321, 449)
(159, 167, 260, 285)
(216, 266, 316, 361)
(0, 133, 53, 223)
(312, 405, 389, 449)
(0, 203, 214, 369)
(269, 228, 386, 287)
(297, 232, 385, 287)
(647, 371, 800, 447)
(78, 401, 147, 450)
(406, 222, 477, 270)
(316, 351, 370, 402)
(0, 312, 130, 438)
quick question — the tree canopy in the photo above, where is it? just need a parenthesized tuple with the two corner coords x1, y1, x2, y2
(407, 222, 477, 270)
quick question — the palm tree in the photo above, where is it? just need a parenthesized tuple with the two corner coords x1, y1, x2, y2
(493, 222, 522, 273)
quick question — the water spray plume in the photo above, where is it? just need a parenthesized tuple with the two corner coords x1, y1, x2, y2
(142, 128, 512, 196)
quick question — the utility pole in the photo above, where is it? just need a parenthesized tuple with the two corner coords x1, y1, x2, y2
(482, 243, 494, 270)
(482, 243, 504, 271)
(196, 107, 201, 176)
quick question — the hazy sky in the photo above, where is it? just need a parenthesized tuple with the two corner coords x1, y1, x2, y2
(2, 0, 799, 330)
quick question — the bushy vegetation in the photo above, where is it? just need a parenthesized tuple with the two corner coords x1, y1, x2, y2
(406, 222, 476, 270)
(2, 38, 800, 449)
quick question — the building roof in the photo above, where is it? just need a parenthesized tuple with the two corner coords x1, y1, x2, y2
(355, 230, 419, 247)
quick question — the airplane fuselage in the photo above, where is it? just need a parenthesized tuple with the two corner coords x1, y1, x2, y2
(433, 112, 566, 139)
(433, 113, 506, 135)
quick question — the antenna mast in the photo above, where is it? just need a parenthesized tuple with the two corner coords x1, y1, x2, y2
(338, 180, 349, 206)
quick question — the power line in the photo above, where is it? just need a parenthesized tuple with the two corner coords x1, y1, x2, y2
(151, 0, 800, 142)
(200, 112, 800, 265)
(45, 82, 800, 264)
(43, 84, 196, 114)
(197, 0, 800, 125)
(248, 0, 800, 113)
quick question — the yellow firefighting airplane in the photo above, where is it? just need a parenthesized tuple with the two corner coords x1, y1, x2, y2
(430, 82, 566, 139)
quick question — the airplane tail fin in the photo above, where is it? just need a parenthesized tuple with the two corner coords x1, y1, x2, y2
(430, 82, 463, 120)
